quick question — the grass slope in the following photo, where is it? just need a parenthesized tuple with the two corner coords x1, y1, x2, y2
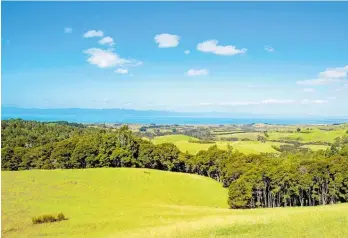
(2, 168, 348, 238)
(1, 168, 227, 238)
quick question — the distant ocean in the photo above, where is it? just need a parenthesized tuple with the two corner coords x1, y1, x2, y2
(2, 107, 348, 125)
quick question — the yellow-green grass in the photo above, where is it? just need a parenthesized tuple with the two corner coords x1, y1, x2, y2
(153, 135, 211, 154)
(2, 169, 348, 238)
(217, 141, 283, 155)
(268, 129, 346, 143)
(1, 168, 228, 238)
(153, 135, 281, 155)
(302, 144, 330, 151)
(120, 204, 348, 238)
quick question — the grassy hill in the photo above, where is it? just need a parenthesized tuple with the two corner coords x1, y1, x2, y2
(1, 168, 228, 238)
(2, 168, 348, 238)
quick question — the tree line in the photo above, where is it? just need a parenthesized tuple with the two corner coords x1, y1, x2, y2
(2, 119, 348, 209)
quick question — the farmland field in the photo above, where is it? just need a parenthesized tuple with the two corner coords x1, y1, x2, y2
(267, 129, 347, 143)
(302, 144, 330, 151)
(2, 168, 348, 238)
(152, 135, 284, 154)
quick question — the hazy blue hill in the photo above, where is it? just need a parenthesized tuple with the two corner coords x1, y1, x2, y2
(2, 106, 348, 125)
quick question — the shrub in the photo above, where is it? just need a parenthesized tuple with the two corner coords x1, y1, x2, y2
(32, 213, 67, 224)
(57, 212, 66, 221)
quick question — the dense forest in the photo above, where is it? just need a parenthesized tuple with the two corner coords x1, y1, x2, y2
(2, 119, 348, 209)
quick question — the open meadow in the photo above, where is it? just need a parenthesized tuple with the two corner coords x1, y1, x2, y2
(2, 168, 348, 238)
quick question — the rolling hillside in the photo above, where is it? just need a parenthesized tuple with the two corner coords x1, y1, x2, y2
(2, 168, 348, 238)
(1, 168, 227, 237)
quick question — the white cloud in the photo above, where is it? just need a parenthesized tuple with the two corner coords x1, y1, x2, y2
(83, 48, 141, 68)
(296, 65, 348, 85)
(154, 33, 180, 48)
(184, 50, 190, 55)
(115, 68, 128, 74)
(197, 40, 247, 56)
(303, 88, 315, 93)
(83, 30, 104, 38)
(99, 36, 115, 46)
(187, 69, 209, 76)
(64, 27, 72, 33)
(301, 99, 328, 104)
(318, 65, 348, 79)
(264, 46, 275, 52)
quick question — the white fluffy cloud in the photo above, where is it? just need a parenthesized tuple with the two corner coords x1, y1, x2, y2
(197, 40, 247, 56)
(154, 33, 180, 48)
(318, 65, 348, 79)
(115, 68, 128, 74)
(83, 30, 104, 38)
(83, 48, 141, 68)
(297, 65, 348, 85)
(64, 27, 72, 33)
(187, 69, 209, 76)
(184, 50, 190, 55)
(264, 46, 275, 52)
(99, 36, 115, 46)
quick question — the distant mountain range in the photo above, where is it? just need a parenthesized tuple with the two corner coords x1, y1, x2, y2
(2, 106, 348, 125)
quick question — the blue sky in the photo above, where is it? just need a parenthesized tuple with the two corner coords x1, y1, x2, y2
(2, 2, 348, 117)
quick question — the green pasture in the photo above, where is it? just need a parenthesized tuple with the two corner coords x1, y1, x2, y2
(152, 135, 282, 154)
(2, 168, 348, 238)
(268, 129, 346, 143)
